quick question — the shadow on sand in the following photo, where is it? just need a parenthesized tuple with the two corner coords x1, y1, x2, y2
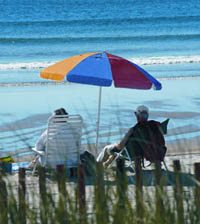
(81, 169, 195, 187)
(127, 169, 195, 186)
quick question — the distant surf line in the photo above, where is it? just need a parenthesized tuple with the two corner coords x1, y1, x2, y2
(0, 55, 200, 71)
(0, 76, 200, 87)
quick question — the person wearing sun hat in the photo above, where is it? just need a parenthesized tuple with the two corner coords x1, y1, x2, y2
(97, 105, 150, 167)
(116, 105, 150, 150)
(97, 105, 167, 168)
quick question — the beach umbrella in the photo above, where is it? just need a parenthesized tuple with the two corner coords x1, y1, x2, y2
(40, 52, 162, 154)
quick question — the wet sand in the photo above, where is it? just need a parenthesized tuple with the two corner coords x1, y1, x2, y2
(0, 78, 200, 172)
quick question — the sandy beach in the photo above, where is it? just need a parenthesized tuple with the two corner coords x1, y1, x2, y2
(1, 1, 200, 223)
(0, 78, 199, 173)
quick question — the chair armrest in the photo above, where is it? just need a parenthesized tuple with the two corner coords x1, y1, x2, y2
(31, 147, 45, 156)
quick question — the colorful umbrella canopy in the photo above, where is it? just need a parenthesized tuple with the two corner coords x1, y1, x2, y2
(41, 52, 162, 90)
(40, 52, 162, 153)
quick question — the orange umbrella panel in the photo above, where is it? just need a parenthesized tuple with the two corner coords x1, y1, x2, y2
(40, 52, 98, 81)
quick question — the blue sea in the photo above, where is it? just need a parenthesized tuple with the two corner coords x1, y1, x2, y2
(1, 0, 200, 82)
(0, 0, 200, 155)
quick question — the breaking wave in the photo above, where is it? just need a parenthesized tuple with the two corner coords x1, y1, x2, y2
(0, 62, 53, 70)
(0, 55, 200, 70)
(131, 55, 200, 65)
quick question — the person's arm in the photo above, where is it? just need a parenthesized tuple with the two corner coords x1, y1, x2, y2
(116, 127, 134, 150)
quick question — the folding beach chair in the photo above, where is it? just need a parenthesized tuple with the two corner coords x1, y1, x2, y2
(107, 147, 136, 172)
(107, 118, 170, 172)
(32, 114, 83, 173)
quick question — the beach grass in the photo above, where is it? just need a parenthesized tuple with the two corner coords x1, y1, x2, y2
(0, 120, 200, 223)
(0, 158, 200, 224)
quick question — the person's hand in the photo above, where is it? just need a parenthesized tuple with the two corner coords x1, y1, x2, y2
(115, 143, 121, 150)
(109, 146, 119, 155)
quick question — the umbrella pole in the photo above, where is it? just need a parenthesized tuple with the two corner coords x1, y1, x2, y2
(95, 86, 102, 156)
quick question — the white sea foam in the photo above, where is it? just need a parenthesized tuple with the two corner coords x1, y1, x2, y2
(0, 55, 200, 71)
(130, 55, 200, 65)
(0, 62, 54, 70)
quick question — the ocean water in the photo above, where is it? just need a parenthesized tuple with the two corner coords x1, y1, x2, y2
(0, 0, 200, 83)
(0, 0, 200, 153)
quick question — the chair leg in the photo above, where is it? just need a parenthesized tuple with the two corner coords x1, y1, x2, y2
(124, 149, 135, 173)
(163, 159, 169, 171)
(31, 155, 40, 175)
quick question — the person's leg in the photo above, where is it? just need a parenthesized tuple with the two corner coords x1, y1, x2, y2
(103, 154, 117, 168)
(28, 155, 40, 169)
(69, 167, 78, 178)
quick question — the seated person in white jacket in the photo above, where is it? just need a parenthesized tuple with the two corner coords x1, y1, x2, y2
(35, 108, 68, 151)
(30, 108, 69, 167)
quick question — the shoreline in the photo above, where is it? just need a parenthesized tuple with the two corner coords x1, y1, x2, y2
(0, 77, 199, 166)
(0, 75, 200, 87)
